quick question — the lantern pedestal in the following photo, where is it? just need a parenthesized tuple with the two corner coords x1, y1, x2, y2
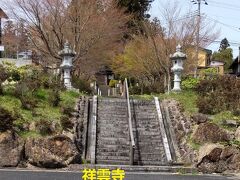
(172, 71, 182, 91)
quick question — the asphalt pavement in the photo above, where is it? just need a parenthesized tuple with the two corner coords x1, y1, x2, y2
(0, 169, 238, 180)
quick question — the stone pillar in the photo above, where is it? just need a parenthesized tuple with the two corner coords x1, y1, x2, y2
(170, 45, 187, 91)
(58, 41, 76, 89)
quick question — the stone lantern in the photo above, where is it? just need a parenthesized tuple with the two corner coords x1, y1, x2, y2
(170, 44, 186, 91)
(59, 41, 76, 89)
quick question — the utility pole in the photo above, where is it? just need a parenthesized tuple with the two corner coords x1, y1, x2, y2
(191, 0, 208, 77)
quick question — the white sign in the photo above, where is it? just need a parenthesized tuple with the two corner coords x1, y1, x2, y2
(0, 46, 4, 51)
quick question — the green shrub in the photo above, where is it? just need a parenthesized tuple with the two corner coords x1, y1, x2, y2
(61, 105, 75, 117)
(0, 65, 9, 95)
(60, 91, 79, 119)
(129, 85, 142, 95)
(15, 83, 37, 110)
(35, 119, 54, 136)
(19, 94, 37, 110)
(48, 89, 61, 107)
(72, 76, 91, 93)
(181, 76, 200, 90)
(0, 106, 16, 132)
(199, 67, 218, 79)
(109, 80, 118, 88)
(34, 88, 49, 100)
(196, 75, 240, 114)
(60, 115, 74, 130)
(3, 83, 16, 96)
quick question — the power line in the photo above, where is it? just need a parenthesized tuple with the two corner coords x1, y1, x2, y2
(207, 2, 240, 12)
(205, 16, 240, 33)
(160, 11, 198, 25)
(203, 38, 240, 46)
(205, 13, 240, 22)
(207, 0, 240, 11)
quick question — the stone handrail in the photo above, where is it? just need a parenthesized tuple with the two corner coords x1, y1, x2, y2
(124, 78, 135, 165)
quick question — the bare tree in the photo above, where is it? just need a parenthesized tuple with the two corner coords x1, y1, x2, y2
(6, 0, 129, 79)
(2, 19, 29, 58)
(158, 0, 220, 75)
(111, 0, 219, 93)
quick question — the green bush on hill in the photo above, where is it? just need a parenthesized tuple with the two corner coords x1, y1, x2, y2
(0, 106, 18, 132)
(196, 75, 240, 114)
(0, 64, 81, 137)
(181, 76, 200, 90)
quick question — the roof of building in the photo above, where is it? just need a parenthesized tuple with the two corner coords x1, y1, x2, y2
(201, 48, 212, 55)
(0, 8, 8, 19)
(210, 60, 225, 64)
(186, 46, 212, 55)
(96, 65, 113, 75)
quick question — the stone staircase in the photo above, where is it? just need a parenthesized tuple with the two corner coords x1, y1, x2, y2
(96, 98, 130, 165)
(82, 96, 174, 166)
(131, 99, 168, 165)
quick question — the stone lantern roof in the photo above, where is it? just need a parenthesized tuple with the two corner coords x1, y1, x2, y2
(170, 44, 187, 60)
(58, 41, 76, 57)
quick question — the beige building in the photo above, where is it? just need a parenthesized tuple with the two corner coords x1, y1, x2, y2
(186, 47, 224, 75)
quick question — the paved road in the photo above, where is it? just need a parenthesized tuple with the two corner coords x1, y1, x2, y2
(0, 169, 237, 180)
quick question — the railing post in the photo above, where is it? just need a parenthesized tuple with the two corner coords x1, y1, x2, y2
(124, 78, 135, 165)
(90, 95, 97, 164)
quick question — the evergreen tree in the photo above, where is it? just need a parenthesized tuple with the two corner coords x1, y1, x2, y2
(219, 37, 230, 52)
(212, 48, 233, 72)
(116, 0, 154, 19)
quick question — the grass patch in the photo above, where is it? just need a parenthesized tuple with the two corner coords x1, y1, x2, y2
(157, 90, 198, 115)
(220, 140, 240, 148)
(19, 131, 42, 139)
(34, 103, 62, 122)
(129, 90, 198, 115)
(34, 88, 50, 101)
(189, 138, 201, 150)
(60, 90, 80, 109)
(187, 131, 201, 150)
(0, 89, 80, 137)
(211, 111, 240, 131)
(0, 95, 22, 114)
(131, 94, 154, 100)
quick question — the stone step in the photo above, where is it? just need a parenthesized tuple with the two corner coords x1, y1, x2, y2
(97, 136, 128, 140)
(135, 161, 169, 166)
(134, 154, 166, 160)
(96, 151, 129, 156)
(98, 106, 127, 109)
(134, 145, 163, 150)
(97, 118, 127, 122)
(98, 122, 127, 126)
(97, 149, 129, 154)
(96, 160, 130, 165)
(97, 145, 129, 151)
(97, 134, 128, 139)
(98, 115, 127, 119)
(97, 141, 127, 147)
(132, 122, 158, 126)
(96, 155, 129, 161)
(97, 127, 128, 131)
